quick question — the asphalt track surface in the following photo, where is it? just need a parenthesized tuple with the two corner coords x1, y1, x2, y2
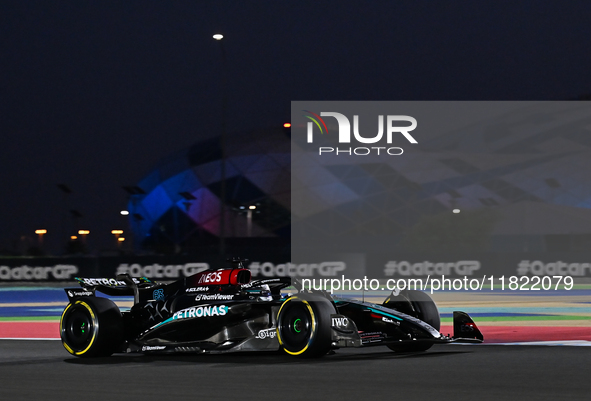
(1, 341, 590, 401)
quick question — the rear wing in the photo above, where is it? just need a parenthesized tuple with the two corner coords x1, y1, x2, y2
(73, 276, 154, 297)
(75, 276, 152, 287)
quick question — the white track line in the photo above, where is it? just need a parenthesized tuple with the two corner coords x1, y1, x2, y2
(487, 340, 591, 346)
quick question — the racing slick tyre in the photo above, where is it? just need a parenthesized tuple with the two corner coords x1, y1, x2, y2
(60, 297, 124, 357)
(277, 294, 334, 358)
(384, 290, 440, 353)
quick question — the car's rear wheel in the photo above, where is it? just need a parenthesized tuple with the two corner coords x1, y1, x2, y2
(60, 297, 123, 357)
(384, 290, 440, 353)
(276, 294, 334, 357)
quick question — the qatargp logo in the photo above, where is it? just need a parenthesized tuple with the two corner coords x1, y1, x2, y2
(517, 260, 591, 276)
(0, 264, 78, 281)
(303, 110, 418, 156)
(248, 261, 346, 277)
(384, 260, 481, 276)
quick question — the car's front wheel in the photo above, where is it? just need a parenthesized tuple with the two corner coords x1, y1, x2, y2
(384, 290, 440, 353)
(276, 294, 334, 357)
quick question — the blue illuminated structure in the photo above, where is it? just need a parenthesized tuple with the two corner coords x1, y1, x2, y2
(129, 127, 290, 251)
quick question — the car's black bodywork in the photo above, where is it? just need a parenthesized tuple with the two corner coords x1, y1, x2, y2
(60, 260, 483, 358)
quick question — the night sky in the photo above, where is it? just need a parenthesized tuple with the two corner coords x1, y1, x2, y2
(2, 1, 591, 253)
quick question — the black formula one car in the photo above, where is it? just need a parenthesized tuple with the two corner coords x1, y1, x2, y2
(60, 259, 483, 358)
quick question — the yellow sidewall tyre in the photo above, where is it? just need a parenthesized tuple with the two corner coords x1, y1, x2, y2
(60, 297, 123, 357)
(276, 294, 334, 358)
